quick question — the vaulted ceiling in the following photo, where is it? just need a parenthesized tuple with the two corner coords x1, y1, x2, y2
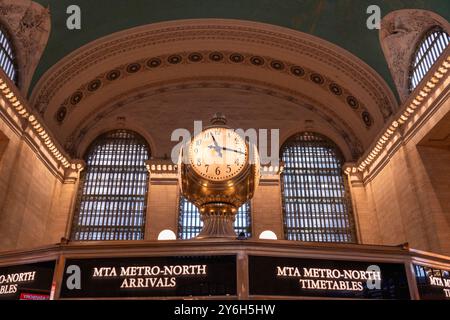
(28, 19, 398, 160)
(15, 0, 449, 162)
(31, 0, 450, 93)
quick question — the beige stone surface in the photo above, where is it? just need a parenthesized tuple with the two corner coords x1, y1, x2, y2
(415, 146, 450, 254)
(348, 179, 382, 245)
(351, 91, 450, 255)
(0, 17, 448, 256)
(145, 181, 179, 240)
(252, 183, 283, 240)
(0, 119, 67, 250)
(1, 96, 449, 255)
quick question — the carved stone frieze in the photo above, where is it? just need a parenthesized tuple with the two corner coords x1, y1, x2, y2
(63, 77, 365, 161)
(0, 0, 50, 94)
(380, 9, 450, 102)
(30, 20, 397, 121)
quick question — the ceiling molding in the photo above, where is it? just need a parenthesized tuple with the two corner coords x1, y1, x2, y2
(30, 19, 397, 119)
(51, 49, 376, 131)
(66, 77, 364, 162)
(27, 19, 401, 160)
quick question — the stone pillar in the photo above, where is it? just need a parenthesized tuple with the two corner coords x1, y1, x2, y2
(252, 166, 283, 240)
(48, 160, 85, 243)
(145, 160, 179, 240)
(345, 168, 382, 245)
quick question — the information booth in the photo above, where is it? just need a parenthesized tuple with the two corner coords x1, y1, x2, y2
(0, 240, 449, 300)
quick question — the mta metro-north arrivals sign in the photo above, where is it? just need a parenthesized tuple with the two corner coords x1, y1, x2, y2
(0, 261, 55, 300)
(60, 255, 236, 298)
(248, 256, 410, 299)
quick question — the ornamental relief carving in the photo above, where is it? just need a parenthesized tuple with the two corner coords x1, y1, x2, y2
(63, 77, 365, 161)
(0, 0, 50, 94)
(53, 50, 375, 129)
(30, 20, 397, 123)
(380, 9, 450, 102)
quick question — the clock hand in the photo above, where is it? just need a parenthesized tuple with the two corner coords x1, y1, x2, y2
(208, 145, 223, 158)
(221, 147, 246, 155)
(211, 134, 220, 147)
(210, 134, 223, 157)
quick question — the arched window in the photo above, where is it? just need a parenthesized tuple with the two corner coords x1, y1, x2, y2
(178, 197, 252, 239)
(71, 130, 150, 241)
(0, 26, 18, 84)
(281, 132, 356, 243)
(410, 26, 450, 91)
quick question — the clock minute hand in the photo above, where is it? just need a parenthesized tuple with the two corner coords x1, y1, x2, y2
(211, 134, 220, 147)
(208, 145, 222, 152)
(221, 147, 246, 155)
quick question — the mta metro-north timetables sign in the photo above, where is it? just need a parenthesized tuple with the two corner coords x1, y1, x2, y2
(0, 261, 55, 300)
(249, 256, 410, 299)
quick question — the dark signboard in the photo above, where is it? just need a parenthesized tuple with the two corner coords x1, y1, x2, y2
(60, 255, 236, 298)
(0, 261, 55, 300)
(414, 265, 450, 300)
(249, 256, 410, 299)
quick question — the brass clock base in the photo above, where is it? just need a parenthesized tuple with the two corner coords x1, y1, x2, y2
(196, 203, 237, 239)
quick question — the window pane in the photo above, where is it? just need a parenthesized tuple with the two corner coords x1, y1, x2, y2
(71, 130, 150, 241)
(0, 27, 17, 84)
(410, 27, 450, 92)
(178, 197, 251, 239)
(281, 132, 356, 243)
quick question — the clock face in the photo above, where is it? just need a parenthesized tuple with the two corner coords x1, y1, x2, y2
(189, 127, 248, 181)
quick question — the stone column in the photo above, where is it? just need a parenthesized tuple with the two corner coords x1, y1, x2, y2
(51, 160, 85, 243)
(252, 166, 283, 240)
(345, 167, 382, 245)
(145, 160, 179, 240)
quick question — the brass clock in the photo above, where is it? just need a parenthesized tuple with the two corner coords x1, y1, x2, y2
(179, 113, 260, 239)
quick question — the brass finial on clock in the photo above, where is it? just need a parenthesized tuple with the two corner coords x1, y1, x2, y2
(210, 112, 227, 126)
(178, 114, 260, 239)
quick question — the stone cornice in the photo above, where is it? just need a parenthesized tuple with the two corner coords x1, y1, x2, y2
(145, 160, 281, 186)
(345, 50, 450, 184)
(1, 241, 449, 270)
(146, 159, 178, 184)
(259, 167, 281, 186)
(0, 70, 79, 182)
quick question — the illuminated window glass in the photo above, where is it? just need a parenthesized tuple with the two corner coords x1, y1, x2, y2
(178, 197, 251, 239)
(0, 26, 18, 84)
(281, 132, 356, 243)
(71, 130, 150, 241)
(410, 26, 449, 91)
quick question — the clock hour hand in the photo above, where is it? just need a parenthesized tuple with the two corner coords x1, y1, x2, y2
(208, 145, 223, 158)
(210, 134, 223, 157)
